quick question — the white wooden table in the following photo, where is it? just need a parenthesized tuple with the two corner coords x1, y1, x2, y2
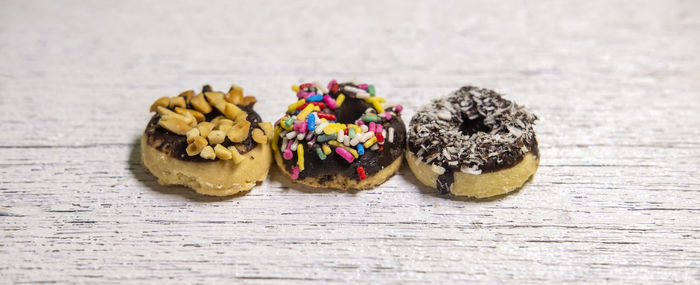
(2, 0, 699, 283)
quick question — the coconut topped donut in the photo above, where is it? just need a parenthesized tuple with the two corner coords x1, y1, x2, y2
(407, 86, 539, 197)
(272, 80, 406, 189)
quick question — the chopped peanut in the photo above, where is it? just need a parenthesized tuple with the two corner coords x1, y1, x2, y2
(214, 144, 232, 160)
(149, 97, 170, 112)
(259, 122, 273, 139)
(227, 84, 243, 104)
(210, 116, 225, 126)
(178, 90, 194, 104)
(217, 124, 232, 133)
(213, 100, 227, 114)
(190, 93, 212, 114)
(241, 96, 257, 106)
(204, 92, 227, 113)
(185, 128, 200, 143)
(169, 96, 186, 109)
(204, 91, 225, 102)
(223, 103, 245, 120)
(228, 145, 245, 164)
(158, 116, 192, 135)
(181, 111, 197, 127)
(156, 106, 181, 119)
(227, 120, 251, 142)
(207, 130, 226, 145)
(186, 136, 207, 156)
(235, 113, 248, 122)
(251, 128, 267, 144)
(216, 119, 234, 127)
(197, 122, 214, 138)
(174, 107, 205, 122)
(200, 145, 216, 160)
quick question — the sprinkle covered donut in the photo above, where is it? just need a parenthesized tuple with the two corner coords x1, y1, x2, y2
(406, 86, 539, 198)
(272, 80, 406, 190)
(141, 84, 274, 196)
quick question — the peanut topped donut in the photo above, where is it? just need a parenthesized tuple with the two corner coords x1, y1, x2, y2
(272, 80, 406, 190)
(141, 84, 274, 196)
(406, 86, 539, 198)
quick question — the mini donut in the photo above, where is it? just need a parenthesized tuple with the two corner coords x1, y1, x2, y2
(272, 80, 406, 190)
(141, 84, 273, 196)
(406, 86, 539, 198)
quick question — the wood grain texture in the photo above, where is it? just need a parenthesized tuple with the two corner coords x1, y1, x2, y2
(1, 0, 699, 283)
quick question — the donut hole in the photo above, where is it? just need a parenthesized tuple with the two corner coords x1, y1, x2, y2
(336, 97, 372, 124)
(459, 114, 491, 135)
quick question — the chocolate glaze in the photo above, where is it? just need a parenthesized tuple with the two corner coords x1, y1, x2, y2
(144, 101, 263, 162)
(277, 92, 406, 182)
(408, 134, 539, 174)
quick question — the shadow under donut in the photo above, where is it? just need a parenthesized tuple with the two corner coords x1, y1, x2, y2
(128, 135, 249, 202)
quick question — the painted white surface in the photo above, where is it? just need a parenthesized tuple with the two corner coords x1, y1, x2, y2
(1, 0, 699, 283)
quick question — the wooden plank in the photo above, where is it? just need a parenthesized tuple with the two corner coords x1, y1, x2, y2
(1, 0, 699, 283)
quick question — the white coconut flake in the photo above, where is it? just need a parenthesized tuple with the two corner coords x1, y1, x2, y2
(461, 165, 482, 175)
(437, 110, 452, 120)
(431, 164, 446, 175)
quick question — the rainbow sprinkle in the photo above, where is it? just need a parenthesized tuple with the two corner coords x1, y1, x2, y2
(357, 166, 367, 180)
(276, 80, 403, 179)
